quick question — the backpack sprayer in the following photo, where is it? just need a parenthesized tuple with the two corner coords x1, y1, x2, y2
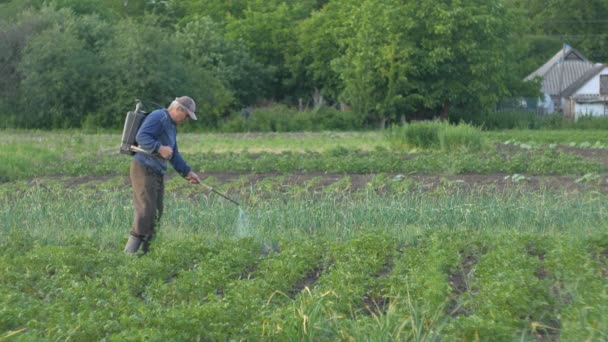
(120, 99, 152, 156)
(120, 99, 240, 207)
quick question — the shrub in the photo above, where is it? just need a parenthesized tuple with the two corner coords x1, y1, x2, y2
(569, 115, 608, 130)
(386, 121, 442, 150)
(313, 106, 364, 131)
(481, 110, 541, 130)
(439, 123, 483, 152)
(218, 104, 364, 132)
(480, 111, 608, 131)
(386, 121, 484, 152)
(248, 105, 298, 132)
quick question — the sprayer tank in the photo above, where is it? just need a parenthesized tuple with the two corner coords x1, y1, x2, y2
(120, 102, 146, 155)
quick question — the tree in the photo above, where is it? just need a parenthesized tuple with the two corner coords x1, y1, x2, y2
(336, 0, 529, 126)
(224, 0, 323, 101)
(175, 16, 268, 107)
(98, 18, 232, 128)
(509, 0, 608, 63)
(18, 14, 107, 128)
(168, 0, 249, 24)
(0, 7, 72, 121)
(0, 0, 164, 21)
(406, 0, 517, 119)
(332, 0, 415, 127)
(287, 0, 358, 105)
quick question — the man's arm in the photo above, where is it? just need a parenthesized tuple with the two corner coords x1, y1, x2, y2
(170, 145, 200, 183)
(135, 111, 163, 154)
(169, 143, 194, 178)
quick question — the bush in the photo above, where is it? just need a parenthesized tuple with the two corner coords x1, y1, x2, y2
(386, 121, 484, 152)
(218, 105, 363, 132)
(386, 121, 442, 150)
(481, 110, 542, 130)
(313, 106, 364, 131)
(247, 105, 299, 132)
(569, 115, 608, 130)
(439, 123, 484, 152)
(480, 111, 608, 131)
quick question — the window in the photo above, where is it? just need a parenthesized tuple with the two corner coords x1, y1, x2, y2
(601, 75, 608, 95)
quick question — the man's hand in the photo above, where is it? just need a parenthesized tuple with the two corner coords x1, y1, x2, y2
(185, 171, 201, 184)
(158, 145, 173, 160)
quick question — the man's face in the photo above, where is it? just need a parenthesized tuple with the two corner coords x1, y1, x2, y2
(172, 106, 191, 124)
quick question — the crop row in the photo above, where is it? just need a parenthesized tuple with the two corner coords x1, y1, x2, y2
(2, 144, 601, 182)
(3, 168, 605, 207)
(3, 177, 608, 248)
(2, 231, 607, 340)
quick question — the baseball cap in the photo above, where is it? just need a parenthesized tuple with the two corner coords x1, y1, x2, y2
(173, 96, 197, 120)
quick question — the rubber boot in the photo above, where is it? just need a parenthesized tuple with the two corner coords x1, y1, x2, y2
(124, 235, 142, 254)
(141, 236, 152, 255)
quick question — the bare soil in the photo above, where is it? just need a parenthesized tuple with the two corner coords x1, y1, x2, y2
(448, 254, 478, 317)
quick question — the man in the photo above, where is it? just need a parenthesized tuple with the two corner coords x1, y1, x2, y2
(124, 96, 201, 255)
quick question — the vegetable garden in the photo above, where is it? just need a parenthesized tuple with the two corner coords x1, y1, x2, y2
(2, 130, 608, 340)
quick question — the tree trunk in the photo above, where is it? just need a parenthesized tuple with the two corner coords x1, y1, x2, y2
(439, 100, 450, 121)
(312, 88, 324, 110)
(400, 114, 406, 125)
(379, 117, 388, 129)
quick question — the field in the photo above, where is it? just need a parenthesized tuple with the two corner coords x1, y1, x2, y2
(2, 130, 608, 341)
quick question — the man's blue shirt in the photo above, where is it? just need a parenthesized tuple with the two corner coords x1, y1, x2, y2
(133, 108, 191, 176)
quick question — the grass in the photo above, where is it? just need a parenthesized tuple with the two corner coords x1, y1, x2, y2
(0, 129, 387, 154)
(0, 144, 60, 181)
(485, 129, 608, 145)
(3, 128, 608, 157)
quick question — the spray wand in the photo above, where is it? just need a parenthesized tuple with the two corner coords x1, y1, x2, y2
(199, 183, 240, 206)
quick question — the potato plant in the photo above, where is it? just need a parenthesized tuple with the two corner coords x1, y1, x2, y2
(2, 130, 608, 340)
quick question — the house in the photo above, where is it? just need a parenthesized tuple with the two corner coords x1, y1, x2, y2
(560, 64, 608, 119)
(524, 45, 597, 116)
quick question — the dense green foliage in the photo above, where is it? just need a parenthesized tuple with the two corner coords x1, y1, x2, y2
(508, 0, 608, 65)
(1, 0, 605, 129)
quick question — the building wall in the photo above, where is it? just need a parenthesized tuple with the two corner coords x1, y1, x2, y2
(574, 103, 607, 120)
(575, 67, 608, 95)
(570, 67, 608, 120)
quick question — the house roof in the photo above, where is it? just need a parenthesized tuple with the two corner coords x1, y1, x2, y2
(525, 45, 590, 81)
(525, 45, 595, 96)
(541, 61, 596, 96)
(561, 64, 607, 98)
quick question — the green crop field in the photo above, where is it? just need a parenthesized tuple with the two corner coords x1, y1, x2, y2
(2, 130, 608, 341)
